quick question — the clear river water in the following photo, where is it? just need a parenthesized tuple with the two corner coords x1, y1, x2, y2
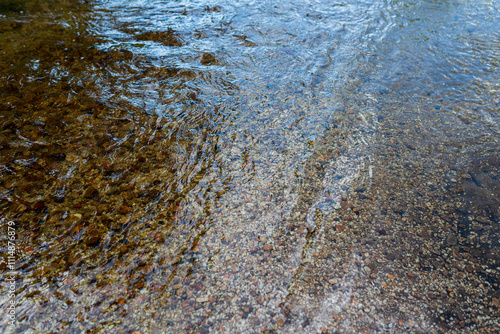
(0, 0, 499, 333)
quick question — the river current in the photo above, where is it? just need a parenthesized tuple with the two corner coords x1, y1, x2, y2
(0, 0, 499, 333)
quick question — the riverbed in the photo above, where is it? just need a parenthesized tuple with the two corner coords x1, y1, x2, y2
(0, 0, 499, 333)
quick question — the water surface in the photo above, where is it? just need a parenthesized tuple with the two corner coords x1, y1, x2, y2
(0, 0, 499, 333)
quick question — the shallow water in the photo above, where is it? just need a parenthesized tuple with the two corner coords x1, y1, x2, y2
(0, 0, 499, 333)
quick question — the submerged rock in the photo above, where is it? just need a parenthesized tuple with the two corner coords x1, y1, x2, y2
(83, 186, 99, 199)
(201, 52, 216, 65)
(33, 200, 47, 212)
(135, 29, 183, 46)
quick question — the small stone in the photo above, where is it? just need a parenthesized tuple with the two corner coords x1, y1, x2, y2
(336, 225, 344, 232)
(83, 186, 99, 199)
(257, 295, 264, 304)
(67, 252, 80, 266)
(341, 201, 351, 210)
(386, 252, 396, 261)
(14, 203, 28, 212)
(33, 200, 46, 212)
(196, 297, 208, 303)
(387, 274, 395, 280)
(476, 216, 489, 224)
(135, 280, 145, 289)
(208, 296, 216, 303)
(118, 205, 132, 214)
(263, 245, 273, 251)
(377, 228, 387, 235)
(26, 173, 43, 181)
(465, 264, 474, 273)
(446, 233, 458, 246)
(201, 52, 216, 65)
(392, 205, 405, 214)
(47, 152, 66, 161)
(154, 232, 164, 242)
(120, 244, 129, 254)
(135, 29, 182, 47)
(85, 234, 101, 247)
(479, 235, 489, 243)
